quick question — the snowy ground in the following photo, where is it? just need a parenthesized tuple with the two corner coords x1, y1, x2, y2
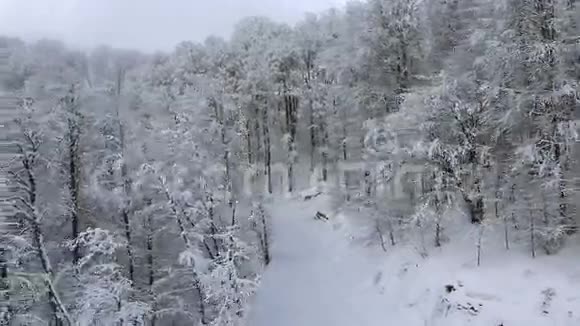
(247, 194, 580, 326)
(247, 194, 391, 326)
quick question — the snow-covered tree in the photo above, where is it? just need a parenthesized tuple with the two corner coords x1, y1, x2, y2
(66, 228, 148, 326)
(202, 225, 259, 326)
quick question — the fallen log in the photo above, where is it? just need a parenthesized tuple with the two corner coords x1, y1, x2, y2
(314, 211, 329, 221)
(304, 191, 322, 201)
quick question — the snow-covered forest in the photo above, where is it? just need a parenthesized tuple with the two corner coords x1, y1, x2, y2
(1, 0, 579, 325)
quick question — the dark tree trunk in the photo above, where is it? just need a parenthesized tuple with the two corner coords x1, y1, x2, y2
(365, 171, 372, 197)
(120, 127, 135, 282)
(231, 200, 237, 226)
(341, 98, 348, 161)
(530, 208, 536, 258)
(435, 222, 442, 248)
(163, 189, 207, 324)
(303, 51, 316, 173)
(115, 69, 136, 285)
(463, 177, 484, 224)
(259, 204, 271, 265)
(62, 88, 82, 264)
(465, 195, 485, 224)
(121, 209, 134, 282)
(68, 121, 80, 264)
(17, 142, 71, 325)
(254, 96, 263, 164)
(246, 119, 253, 165)
(284, 95, 298, 193)
(146, 215, 154, 288)
(321, 122, 328, 182)
(206, 195, 220, 257)
(309, 100, 316, 172)
(145, 209, 157, 326)
(262, 100, 272, 194)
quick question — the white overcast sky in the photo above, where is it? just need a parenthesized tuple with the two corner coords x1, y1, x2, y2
(0, 0, 346, 52)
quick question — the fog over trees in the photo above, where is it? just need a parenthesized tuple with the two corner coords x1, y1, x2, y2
(0, 0, 579, 325)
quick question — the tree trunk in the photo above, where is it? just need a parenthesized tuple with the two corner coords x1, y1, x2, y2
(231, 199, 237, 226)
(121, 209, 135, 282)
(321, 122, 328, 182)
(17, 144, 72, 325)
(61, 87, 83, 265)
(284, 95, 298, 193)
(365, 170, 372, 197)
(375, 220, 387, 252)
(259, 204, 271, 265)
(145, 211, 157, 326)
(341, 106, 348, 161)
(309, 99, 316, 173)
(262, 102, 272, 194)
(246, 119, 253, 165)
(464, 179, 484, 224)
(555, 143, 574, 233)
(492, 173, 508, 250)
(417, 218, 427, 257)
(254, 96, 263, 165)
(434, 191, 442, 247)
(288, 159, 294, 193)
(510, 183, 518, 229)
(145, 211, 154, 288)
(115, 69, 136, 284)
(304, 53, 316, 174)
(162, 186, 207, 324)
(530, 208, 536, 258)
(205, 195, 219, 258)
(209, 97, 232, 208)
(120, 138, 135, 283)
(67, 113, 81, 264)
(220, 105, 232, 208)
(435, 221, 442, 248)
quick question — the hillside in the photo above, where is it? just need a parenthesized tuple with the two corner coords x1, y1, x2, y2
(249, 194, 580, 326)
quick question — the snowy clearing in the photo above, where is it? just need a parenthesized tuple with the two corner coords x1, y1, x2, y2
(248, 195, 580, 326)
(247, 194, 391, 326)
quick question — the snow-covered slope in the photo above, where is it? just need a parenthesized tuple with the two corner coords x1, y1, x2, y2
(247, 195, 580, 326)
(247, 194, 391, 326)
(360, 234, 580, 326)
